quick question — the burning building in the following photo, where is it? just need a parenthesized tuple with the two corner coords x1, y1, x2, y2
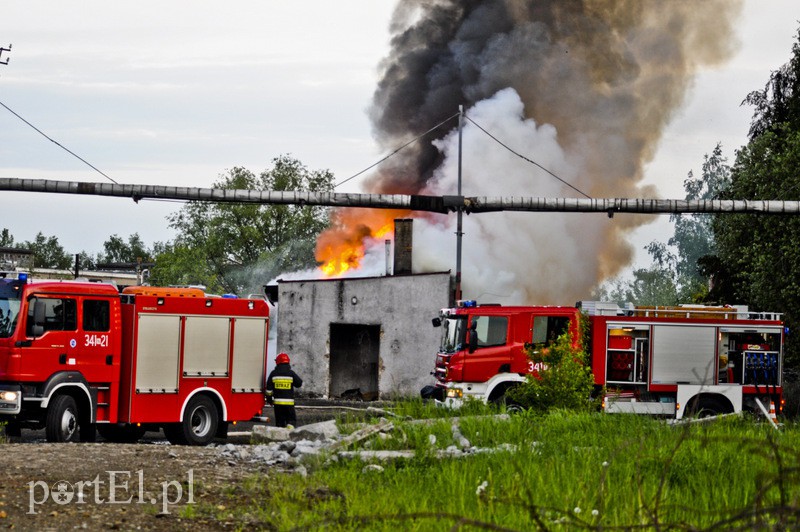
(275, 1, 745, 398)
(276, 220, 451, 399)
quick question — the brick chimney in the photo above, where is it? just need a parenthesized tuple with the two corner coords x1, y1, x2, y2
(393, 218, 413, 275)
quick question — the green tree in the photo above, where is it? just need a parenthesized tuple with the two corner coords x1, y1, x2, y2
(711, 27, 800, 366)
(743, 28, 800, 139)
(622, 266, 680, 307)
(669, 144, 731, 301)
(155, 155, 334, 294)
(22, 232, 72, 269)
(97, 233, 152, 264)
(148, 241, 218, 290)
(0, 228, 14, 247)
(597, 245, 680, 307)
(712, 127, 800, 364)
(75, 251, 97, 272)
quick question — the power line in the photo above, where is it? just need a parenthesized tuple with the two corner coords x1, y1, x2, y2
(464, 115, 591, 199)
(334, 109, 590, 200)
(334, 112, 460, 189)
(0, 99, 119, 185)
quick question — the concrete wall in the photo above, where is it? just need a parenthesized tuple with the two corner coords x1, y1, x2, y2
(276, 272, 452, 399)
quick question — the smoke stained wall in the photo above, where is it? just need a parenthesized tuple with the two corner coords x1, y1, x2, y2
(316, 0, 743, 304)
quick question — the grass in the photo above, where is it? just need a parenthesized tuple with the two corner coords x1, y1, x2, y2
(197, 404, 800, 530)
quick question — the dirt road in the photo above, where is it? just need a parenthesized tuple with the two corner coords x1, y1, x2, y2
(1, 440, 259, 530)
(0, 400, 377, 530)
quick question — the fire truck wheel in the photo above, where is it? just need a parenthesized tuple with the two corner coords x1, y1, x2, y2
(166, 395, 219, 446)
(45, 395, 80, 443)
(502, 396, 524, 414)
(491, 388, 524, 413)
(690, 396, 729, 418)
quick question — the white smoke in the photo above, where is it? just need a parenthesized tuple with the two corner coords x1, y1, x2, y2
(302, 87, 633, 304)
(411, 88, 613, 304)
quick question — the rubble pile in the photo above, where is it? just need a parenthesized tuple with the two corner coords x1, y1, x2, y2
(217, 415, 517, 475)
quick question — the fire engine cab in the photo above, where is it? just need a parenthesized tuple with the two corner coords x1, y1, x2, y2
(0, 272, 270, 444)
(431, 300, 784, 419)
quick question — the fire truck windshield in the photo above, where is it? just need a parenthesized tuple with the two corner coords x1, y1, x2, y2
(439, 316, 467, 354)
(0, 278, 22, 338)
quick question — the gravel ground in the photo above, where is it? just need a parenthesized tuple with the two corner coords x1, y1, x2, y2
(0, 400, 379, 530)
(0, 441, 245, 530)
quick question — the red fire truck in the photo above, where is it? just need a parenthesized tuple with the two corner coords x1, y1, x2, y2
(430, 300, 784, 419)
(0, 272, 270, 444)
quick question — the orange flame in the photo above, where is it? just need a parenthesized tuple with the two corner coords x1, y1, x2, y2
(316, 208, 411, 277)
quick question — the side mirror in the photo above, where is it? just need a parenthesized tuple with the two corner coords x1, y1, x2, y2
(31, 300, 46, 337)
(432, 317, 441, 328)
(468, 332, 478, 353)
(468, 323, 478, 353)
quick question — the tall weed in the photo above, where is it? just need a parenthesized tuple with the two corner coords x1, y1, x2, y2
(222, 409, 800, 530)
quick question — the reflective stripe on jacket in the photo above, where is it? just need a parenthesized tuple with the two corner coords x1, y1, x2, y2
(266, 363, 303, 406)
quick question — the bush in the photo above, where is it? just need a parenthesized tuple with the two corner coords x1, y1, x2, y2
(507, 330, 599, 413)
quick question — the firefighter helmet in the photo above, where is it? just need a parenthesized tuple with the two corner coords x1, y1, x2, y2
(275, 352, 290, 364)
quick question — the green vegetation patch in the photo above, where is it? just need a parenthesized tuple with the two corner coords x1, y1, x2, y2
(186, 410, 800, 530)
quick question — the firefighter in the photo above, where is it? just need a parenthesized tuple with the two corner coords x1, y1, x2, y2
(266, 352, 303, 428)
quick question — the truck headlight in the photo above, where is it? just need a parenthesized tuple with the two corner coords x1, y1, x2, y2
(446, 388, 463, 399)
(0, 391, 18, 402)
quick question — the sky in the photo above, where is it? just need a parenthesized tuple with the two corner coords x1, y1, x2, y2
(1, 1, 799, 276)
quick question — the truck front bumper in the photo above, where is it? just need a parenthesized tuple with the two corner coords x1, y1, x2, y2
(434, 383, 486, 409)
(0, 384, 22, 415)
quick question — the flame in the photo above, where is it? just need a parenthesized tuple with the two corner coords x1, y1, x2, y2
(316, 208, 411, 277)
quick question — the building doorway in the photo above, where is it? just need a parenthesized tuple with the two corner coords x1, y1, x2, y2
(329, 323, 380, 400)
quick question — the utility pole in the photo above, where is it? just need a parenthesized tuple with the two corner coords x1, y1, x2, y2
(455, 105, 464, 301)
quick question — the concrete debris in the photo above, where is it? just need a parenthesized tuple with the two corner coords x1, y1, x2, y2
(339, 450, 415, 460)
(290, 419, 340, 441)
(365, 406, 407, 419)
(279, 440, 296, 454)
(336, 445, 517, 462)
(219, 415, 518, 472)
(251, 425, 291, 443)
(328, 418, 394, 451)
(451, 421, 471, 450)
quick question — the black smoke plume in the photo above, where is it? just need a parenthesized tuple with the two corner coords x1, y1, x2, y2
(318, 0, 743, 302)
